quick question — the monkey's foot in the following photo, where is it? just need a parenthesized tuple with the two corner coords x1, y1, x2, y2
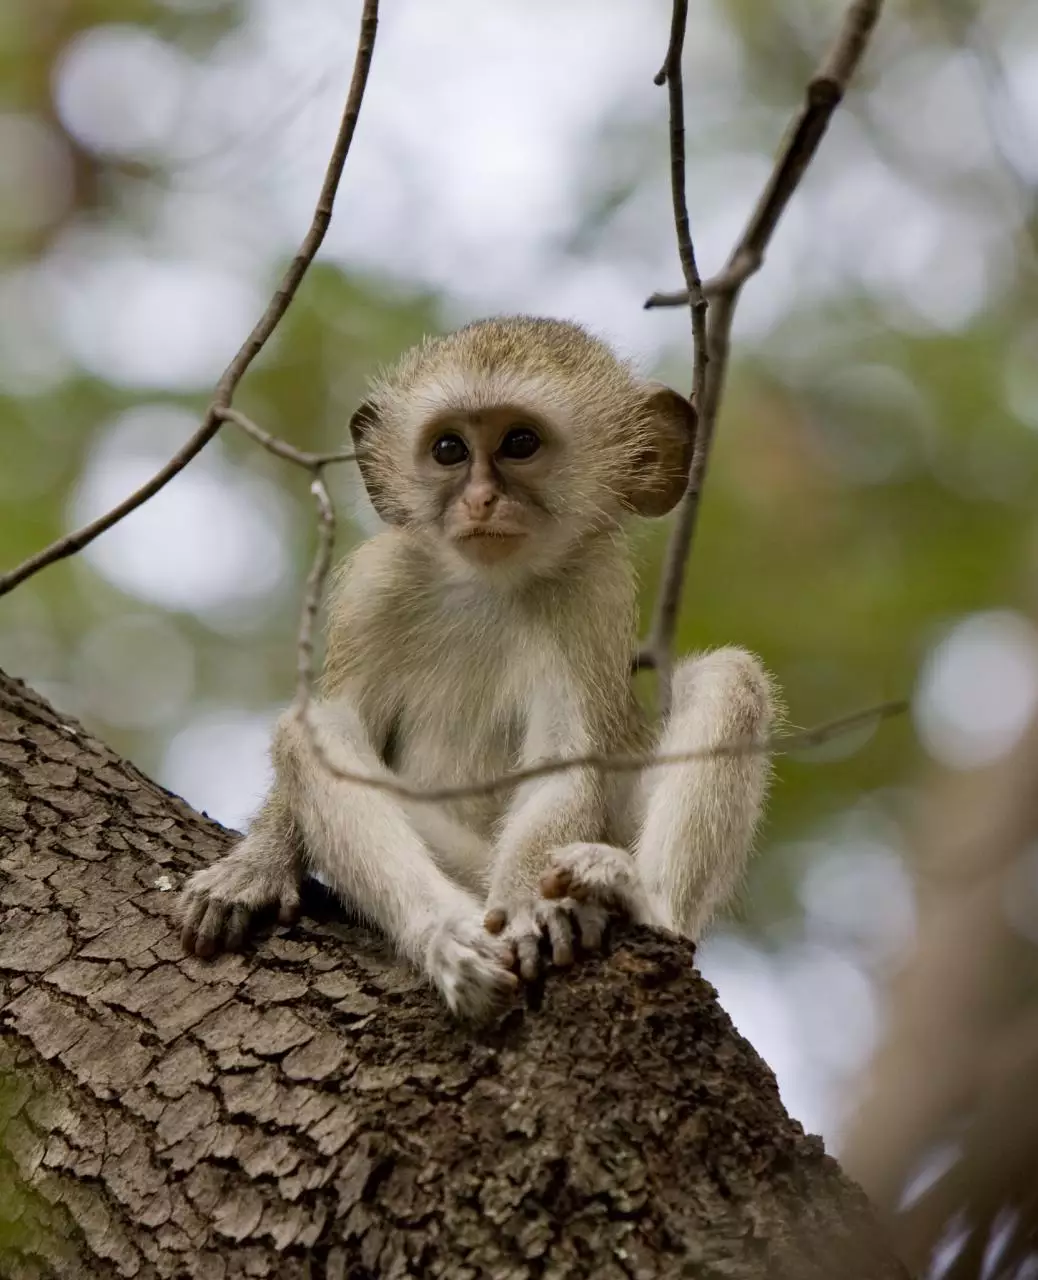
(541, 842, 666, 931)
(180, 846, 302, 959)
(486, 895, 613, 982)
(425, 916, 519, 1021)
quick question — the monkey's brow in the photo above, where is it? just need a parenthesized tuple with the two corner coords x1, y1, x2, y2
(298, 700, 906, 805)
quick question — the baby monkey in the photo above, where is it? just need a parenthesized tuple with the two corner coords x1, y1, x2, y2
(180, 317, 777, 1019)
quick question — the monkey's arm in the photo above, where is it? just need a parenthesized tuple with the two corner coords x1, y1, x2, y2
(181, 547, 518, 1019)
(486, 763, 602, 907)
(182, 694, 516, 1018)
(484, 669, 626, 976)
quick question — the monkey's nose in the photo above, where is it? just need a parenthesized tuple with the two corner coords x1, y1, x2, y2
(464, 484, 499, 517)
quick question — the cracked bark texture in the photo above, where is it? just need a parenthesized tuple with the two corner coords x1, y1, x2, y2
(0, 669, 907, 1280)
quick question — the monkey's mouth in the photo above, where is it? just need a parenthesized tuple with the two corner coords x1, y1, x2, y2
(454, 527, 527, 560)
(457, 528, 524, 540)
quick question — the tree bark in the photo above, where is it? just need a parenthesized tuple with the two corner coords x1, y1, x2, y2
(0, 669, 907, 1280)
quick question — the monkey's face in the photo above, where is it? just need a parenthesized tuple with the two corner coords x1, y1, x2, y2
(415, 407, 576, 575)
(349, 319, 699, 581)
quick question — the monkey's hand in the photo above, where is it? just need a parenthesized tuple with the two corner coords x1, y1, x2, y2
(425, 915, 519, 1021)
(485, 843, 664, 982)
(180, 841, 303, 959)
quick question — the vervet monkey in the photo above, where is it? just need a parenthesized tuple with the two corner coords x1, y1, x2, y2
(180, 317, 777, 1019)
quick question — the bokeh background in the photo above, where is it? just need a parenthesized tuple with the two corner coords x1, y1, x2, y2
(2, 0, 1037, 1270)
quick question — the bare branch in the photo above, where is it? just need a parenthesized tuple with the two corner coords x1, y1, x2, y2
(645, 0, 883, 313)
(645, 254, 760, 310)
(299, 698, 907, 806)
(294, 474, 337, 716)
(218, 407, 355, 470)
(0, 0, 379, 600)
(210, 406, 347, 748)
(656, 0, 709, 395)
(651, 0, 710, 714)
(639, 0, 883, 680)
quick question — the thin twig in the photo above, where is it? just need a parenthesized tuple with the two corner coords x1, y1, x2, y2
(656, 0, 709, 406)
(637, 0, 883, 677)
(213, 404, 343, 736)
(218, 407, 355, 469)
(294, 474, 337, 715)
(645, 4, 881, 314)
(298, 698, 907, 806)
(645, 254, 760, 310)
(652, 0, 709, 715)
(0, 0, 379, 601)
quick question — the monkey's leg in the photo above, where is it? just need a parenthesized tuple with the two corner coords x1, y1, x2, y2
(635, 648, 776, 938)
(182, 700, 517, 1019)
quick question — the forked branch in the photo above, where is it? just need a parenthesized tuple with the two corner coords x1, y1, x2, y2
(0, 0, 380, 600)
(638, 0, 884, 686)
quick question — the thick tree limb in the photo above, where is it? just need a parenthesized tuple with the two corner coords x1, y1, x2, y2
(0, 668, 909, 1278)
(0, 0, 379, 601)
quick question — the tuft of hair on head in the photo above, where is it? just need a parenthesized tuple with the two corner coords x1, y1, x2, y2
(348, 315, 697, 530)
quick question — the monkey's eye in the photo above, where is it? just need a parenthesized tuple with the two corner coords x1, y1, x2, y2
(498, 426, 541, 461)
(431, 434, 469, 466)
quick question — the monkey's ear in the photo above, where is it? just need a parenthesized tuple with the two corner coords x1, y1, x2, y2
(349, 399, 401, 524)
(625, 385, 698, 518)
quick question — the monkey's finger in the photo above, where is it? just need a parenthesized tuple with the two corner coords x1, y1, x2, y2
(277, 890, 301, 926)
(540, 866, 573, 900)
(484, 908, 507, 934)
(223, 903, 253, 952)
(193, 901, 231, 959)
(575, 903, 608, 953)
(180, 896, 209, 955)
(497, 968, 520, 992)
(545, 911, 574, 968)
(516, 933, 542, 983)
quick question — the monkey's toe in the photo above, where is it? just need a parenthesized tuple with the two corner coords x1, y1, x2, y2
(544, 909, 574, 967)
(572, 901, 609, 952)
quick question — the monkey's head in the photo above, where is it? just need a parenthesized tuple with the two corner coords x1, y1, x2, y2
(349, 316, 697, 580)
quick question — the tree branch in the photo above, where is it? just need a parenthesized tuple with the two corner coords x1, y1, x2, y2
(294, 474, 336, 716)
(650, 0, 709, 715)
(298, 698, 906, 806)
(218, 407, 355, 470)
(0, 0, 379, 601)
(217, 407, 345, 770)
(638, 0, 883, 678)
(0, 667, 912, 1279)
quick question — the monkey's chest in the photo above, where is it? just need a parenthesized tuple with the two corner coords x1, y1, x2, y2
(388, 685, 523, 837)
